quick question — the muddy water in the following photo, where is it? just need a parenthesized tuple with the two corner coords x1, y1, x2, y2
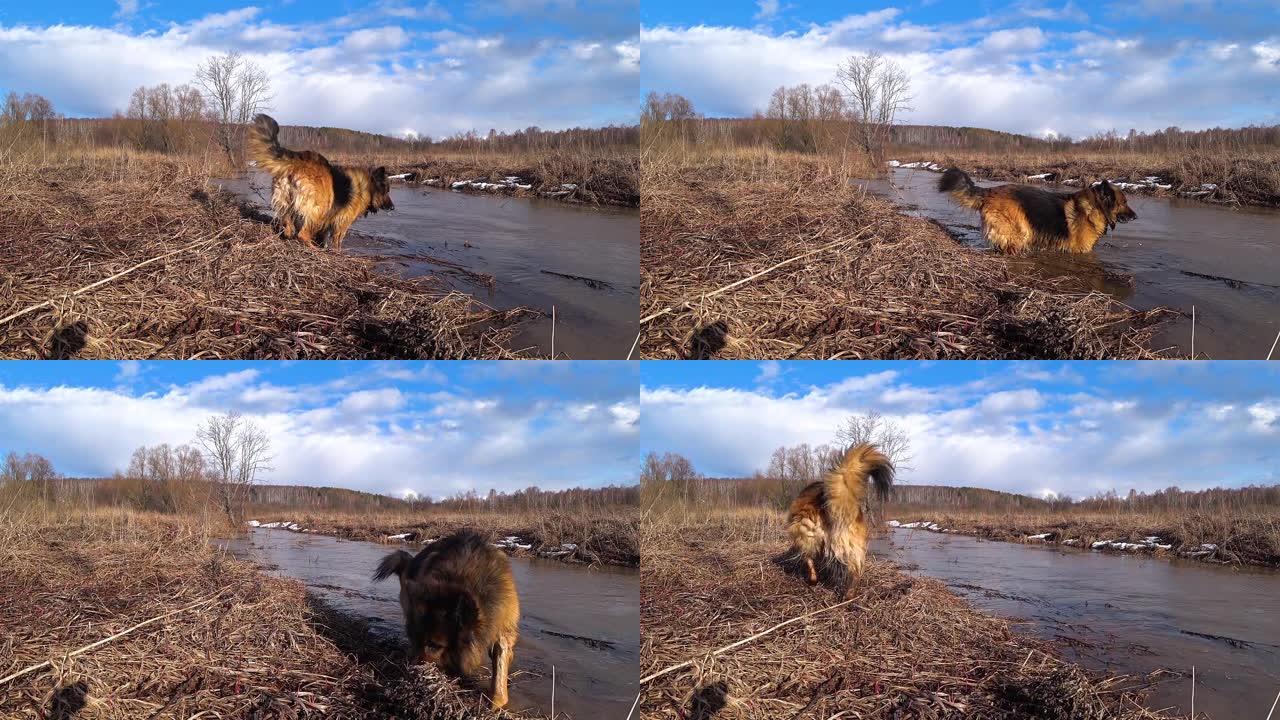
(218, 173, 639, 359)
(871, 528, 1280, 719)
(859, 168, 1280, 359)
(218, 528, 639, 719)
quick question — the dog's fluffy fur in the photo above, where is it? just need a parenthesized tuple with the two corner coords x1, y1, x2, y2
(938, 167, 1137, 253)
(787, 443, 894, 597)
(373, 531, 520, 708)
(247, 114, 393, 250)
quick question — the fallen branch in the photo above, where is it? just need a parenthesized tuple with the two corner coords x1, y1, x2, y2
(639, 227, 874, 325)
(0, 593, 224, 686)
(638, 597, 864, 685)
(0, 229, 231, 329)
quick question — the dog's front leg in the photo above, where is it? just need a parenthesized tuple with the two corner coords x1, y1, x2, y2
(489, 633, 515, 708)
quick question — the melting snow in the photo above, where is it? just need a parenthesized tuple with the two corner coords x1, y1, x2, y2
(1027, 533, 1051, 540)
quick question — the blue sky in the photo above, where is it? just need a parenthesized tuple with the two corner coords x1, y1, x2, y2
(642, 0, 1280, 137)
(0, 0, 637, 136)
(0, 361, 639, 496)
(641, 361, 1280, 498)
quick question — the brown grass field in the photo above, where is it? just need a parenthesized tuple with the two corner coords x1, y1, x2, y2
(883, 507, 1280, 569)
(640, 146, 1169, 360)
(640, 507, 1183, 720)
(247, 507, 641, 568)
(0, 506, 548, 719)
(893, 149, 1280, 208)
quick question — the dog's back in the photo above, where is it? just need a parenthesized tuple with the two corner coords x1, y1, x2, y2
(374, 531, 520, 707)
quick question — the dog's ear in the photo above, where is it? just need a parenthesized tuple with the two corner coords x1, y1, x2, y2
(1094, 180, 1118, 229)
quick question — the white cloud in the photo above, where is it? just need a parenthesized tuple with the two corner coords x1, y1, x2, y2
(755, 0, 781, 21)
(115, 0, 139, 20)
(114, 361, 141, 382)
(0, 6, 636, 136)
(640, 13, 1280, 136)
(640, 375, 1278, 498)
(0, 372, 637, 495)
(755, 361, 781, 385)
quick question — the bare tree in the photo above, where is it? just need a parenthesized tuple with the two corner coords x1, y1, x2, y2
(835, 51, 913, 159)
(196, 412, 272, 522)
(194, 51, 273, 163)
(834, 410, 913, 470)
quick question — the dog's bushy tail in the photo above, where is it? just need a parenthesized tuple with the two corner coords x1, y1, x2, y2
(373, 550, 413, 582)
(938, 167, 986, 209)
(247, 113, 297, 175)
(823, 443, 895, 527)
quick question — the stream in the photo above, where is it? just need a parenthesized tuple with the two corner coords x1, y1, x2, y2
(859, 167, 1280, 359)
(218, 172, 639, 360)
(872, 528, 1280, 719)
(218, 527, 639, 719)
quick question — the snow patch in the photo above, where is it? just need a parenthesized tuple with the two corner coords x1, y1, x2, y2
(1026, 533, 1051, 540)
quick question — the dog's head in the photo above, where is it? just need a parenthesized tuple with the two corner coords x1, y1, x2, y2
(1092, 180, 1137, 230)
(402, 580, 480, 670)
(368, 166, 394, 212)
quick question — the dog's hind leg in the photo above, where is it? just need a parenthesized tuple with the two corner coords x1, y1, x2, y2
(489, 633, 515, 708)
(804, 556, 819, 586)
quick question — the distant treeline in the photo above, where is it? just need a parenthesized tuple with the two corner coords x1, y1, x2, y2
(640, 447, 1280, 516)
(1, 88, 637, 161)
(642, 90, 1280, 157)
(1, 448, 637, 517)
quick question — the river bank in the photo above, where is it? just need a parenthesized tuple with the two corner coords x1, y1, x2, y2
(640, 508, 1183, 720)
(640, 147, 1167, 360)
(245, 508, 641, 568)
(0, 508, 535, 719)
(884, 510, 1280, 569)
(890, 149, 1280, 208)
(0, 150, 534, 360)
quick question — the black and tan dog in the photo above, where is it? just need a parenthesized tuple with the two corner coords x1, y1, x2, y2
(786, 443, 894, 598)
(374, 531, 520, 708)
(938, 167, 1137, 253)
(247, 113, 393, 250)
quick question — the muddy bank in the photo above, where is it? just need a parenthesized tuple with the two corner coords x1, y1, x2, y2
(862, 165, 1280, 358)
(0, 513, 532, 719)
(641, 153, 1166, 360)
(223, 172, 639, 359)
(641, 515, 1180, 719)
(891, 152, 1280, 208)
(884, 514, 1280, 569)
(246, 511, 641, 568)
(223, 528, 639, 719)
(877, 527, 1280, 719)
(0, 156, 533, 360)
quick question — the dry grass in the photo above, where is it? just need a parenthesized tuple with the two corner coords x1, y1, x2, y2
(640, 507, 1184, 720)
(327, 147, 640, 207)
(248, 507, 641, 568)
(640, 146, 1169, 359)
(0, 506, 548, 719)
(0, 148, 537, 359)
(886, 507, 1280, 568)
(897, 149, 1280, 207)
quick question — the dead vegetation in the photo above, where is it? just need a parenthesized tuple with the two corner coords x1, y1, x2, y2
(640, 147, 1168, 360)
(0, 149, 537, 359)
(887, 508, 1280, 569)
(0, 507, 547, 719)
(251, 508, 641, 568)
(328, 148, 640, 208)
(900, 149, 1280, 208)
(640, 508, 1183, 720)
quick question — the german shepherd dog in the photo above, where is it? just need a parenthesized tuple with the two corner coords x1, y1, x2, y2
(938, 167, 1137, 253)
(247, 114, 394, 250)
(787, 443, 894, 598)
(373, 531, 521, 708)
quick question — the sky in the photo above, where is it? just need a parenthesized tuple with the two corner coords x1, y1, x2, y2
(0, 361, 639, 498)
(641, 0, 1280, 138)
(641, 361, 1280, 499)
(0, 0, 637, 137)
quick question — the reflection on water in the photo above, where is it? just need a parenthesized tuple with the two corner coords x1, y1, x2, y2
(218, 173, 639, 359)
(219, 528, 638, 719)
(859, 168, 1280, 358)
(873, 528, 1280, 719)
